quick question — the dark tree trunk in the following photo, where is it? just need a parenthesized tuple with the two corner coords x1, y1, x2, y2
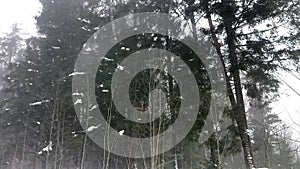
(209, 133, 220, 169)
(220, 0, 255, 168)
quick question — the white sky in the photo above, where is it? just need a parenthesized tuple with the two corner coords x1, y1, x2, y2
(272, 72, 300, 140)
(0, 0, 299, 141)
(0, 0, 41, 37)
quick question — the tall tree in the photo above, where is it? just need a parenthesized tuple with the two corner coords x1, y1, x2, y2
(183, 0, 300, 168)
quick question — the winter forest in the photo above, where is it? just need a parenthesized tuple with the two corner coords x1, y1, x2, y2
(0, 0, 300, 169)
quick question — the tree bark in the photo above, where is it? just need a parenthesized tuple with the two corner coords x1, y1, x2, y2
(209, 133, 220, 169)
(220, 0, 255, 168)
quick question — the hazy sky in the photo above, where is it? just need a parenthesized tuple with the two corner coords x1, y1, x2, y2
(0, 0, 300, 140)
(0, 0, 41, 37)
(272, 72, 300, 140)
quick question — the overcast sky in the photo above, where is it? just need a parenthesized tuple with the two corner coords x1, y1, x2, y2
(0, 0, 41, 37)
(0, 0, 300, 140)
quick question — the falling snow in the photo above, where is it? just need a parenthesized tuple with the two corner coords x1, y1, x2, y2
(74, 99, 82, 105)
(69, 72, 86, 76)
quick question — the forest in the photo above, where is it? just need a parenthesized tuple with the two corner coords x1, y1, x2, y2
(0, 0, 300, 169)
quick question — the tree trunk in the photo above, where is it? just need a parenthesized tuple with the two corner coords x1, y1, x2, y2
(221, 0, 255, 168)
(209, 133, 220, 169)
